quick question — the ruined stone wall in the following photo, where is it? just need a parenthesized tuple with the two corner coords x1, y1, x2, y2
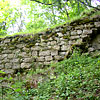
(0, 15, 100, 74)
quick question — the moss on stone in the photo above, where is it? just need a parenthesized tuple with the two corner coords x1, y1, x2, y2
(63, 35, 70, 39)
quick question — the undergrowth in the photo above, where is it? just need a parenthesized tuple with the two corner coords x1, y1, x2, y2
(0, 50, 100, 100)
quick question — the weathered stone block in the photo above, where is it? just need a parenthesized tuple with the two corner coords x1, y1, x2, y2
(47, 42, 51, 46)
(59, 41, 66, 45)
(4, 39, 10, 43)
(31, 46, 41, 50)
(39, 50, 50, 56)
(19, 52, 28, 57)
(54, 56, 62, 60)
(57, 32, 63, 37)
(51, 50, 58, 56)
(75, 39, 83, 45)
(75, 25, 84, 29)
(36, 57, 45, 62)
(16, 44, 24, 48)
(45, 56, 53, 61)
(70, 35, 80, 40)
(70, 31, 77, 36)
(52, 45, 60, 50)
(7, 54, 14, 59)
(80, 35, 88, 38)
(2, 50, 12, 54)
(5, 63, 13, 69)
(94, 22, 100, 27)
(1, 54, 7, 59)
(61, 45, 70, 51)
(50, 41, 57, 45)
(77, 30, 82, 35)
(21, 63, 31, 68)
(35, 43, 40, 46)
(13, 64, 20, 69)
(59, 52, 67, 56)
(23, 58, 33, 63)
(0, 64, 4, 69)
(44, 62, 51, 65)
(3, 69, 14, 74)
(83, 30, 92, 35)
(31, 51, 38, 56)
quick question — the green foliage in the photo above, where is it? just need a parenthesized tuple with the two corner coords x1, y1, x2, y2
(33, 51, 100, 100)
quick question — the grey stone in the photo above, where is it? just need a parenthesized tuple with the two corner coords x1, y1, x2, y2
(61, 45, 70, 51)
(4, 39, 10, 43)
(3, 69, 14, 74)
(54, 56, 62, 60)
(59, 41, 66, 45)
(7, 54, 14, 59)
(85, 24, 94, 28)
(59, 52, 67, 56)
(75, 25, 83, 29)
(83, 30, 92, 35)
(36, 57, 44, 62)
(13, 64, 20, 69)
(5, 63, 13, 69)
(48, 37, 53, 41)
(23, 47, 30, 51)
(1, 54, 7, 59)
(35, 43, 40, 46)
(31, 46, 41, 50)
(80, 35, 88, 38)
(75, 39, 83, 45)
(41, 43, 47, 46)
(70, 31, 77, 35)
(51, 50, 58, 56)
(55, 37, 60, 43)
(44, 62, 51, 65)
(0, 64, 5, 69)
(21, 63, 31, 68)
(23, 58, 33, 63)
(45, 56, 53, 61)
(19, 52, 29, 57)
(88, 47, 94, 52)
(39, 50, 51, 56)
(16, 44, 24, 48)
(47, 42, 51, 46)
(2, 50, 12, 54)
(94, 22, 100, 27)
(70, 35, 80, 40)
(77, 30, 82, 35)
(31, 51, 38, 57)
(60, 38, 65, 41)
(50, 41, 57, 45)
(52, 45, 60, 50)
(57, 32, 63, 37)
(2, 58, 10, 63)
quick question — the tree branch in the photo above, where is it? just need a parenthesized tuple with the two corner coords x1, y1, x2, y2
(78, 0, 100, 10)
(30, 0, 54, 5)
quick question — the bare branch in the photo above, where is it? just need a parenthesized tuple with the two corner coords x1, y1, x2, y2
(30, 0, 54, 5)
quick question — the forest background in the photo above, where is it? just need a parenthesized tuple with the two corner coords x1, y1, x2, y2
(0, 0, 100, 36)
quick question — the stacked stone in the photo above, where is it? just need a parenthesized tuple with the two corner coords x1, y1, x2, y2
(0, 15, 100, 74)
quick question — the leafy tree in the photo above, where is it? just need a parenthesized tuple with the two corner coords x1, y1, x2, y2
(30, 0, 99, 19)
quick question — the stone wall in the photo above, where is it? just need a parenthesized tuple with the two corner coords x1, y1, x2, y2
(0, 15, 100, 74)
